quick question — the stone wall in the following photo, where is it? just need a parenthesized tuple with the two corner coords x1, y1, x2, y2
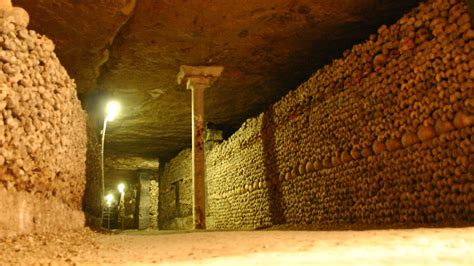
(161, 0, 473, 230)
(0, 5, 86, 236)
(159, 149, 193, 230)
(105, 156, 159, 170)
(123, 182, 138, 229)
(149, 179, 159, 228)
(137, 171, 151, 229)
(83, 116, 102, 228)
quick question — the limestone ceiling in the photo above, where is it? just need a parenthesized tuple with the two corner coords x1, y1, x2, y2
(13, 0, 421, 159)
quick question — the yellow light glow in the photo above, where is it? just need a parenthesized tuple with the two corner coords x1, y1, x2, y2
(105, 193, 114, 206)
(105, 101, 121, 122)
(118, 183, 125, 193)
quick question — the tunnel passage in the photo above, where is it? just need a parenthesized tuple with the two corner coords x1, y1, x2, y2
(0, 0, 473, 264)
(96, 157, 160, 230)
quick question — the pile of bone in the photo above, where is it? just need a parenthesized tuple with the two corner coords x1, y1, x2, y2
(206, 0, 473, 228)
(269, 0, 473, 226)
(0, 5, 86, 209)
(207, 115, 273, 229)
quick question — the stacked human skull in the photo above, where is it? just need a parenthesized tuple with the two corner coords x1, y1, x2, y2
(0, 6, 86, 209)
(206, 0, 473, 229)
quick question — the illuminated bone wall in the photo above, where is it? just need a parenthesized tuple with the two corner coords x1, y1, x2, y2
(162, 0, 473, 230)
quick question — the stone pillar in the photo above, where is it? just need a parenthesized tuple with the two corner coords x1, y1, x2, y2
(177, 65, 223, 229)
(137, 170, 151, 229)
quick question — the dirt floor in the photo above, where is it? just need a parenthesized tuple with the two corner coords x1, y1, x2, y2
(0, 227, 473, 265)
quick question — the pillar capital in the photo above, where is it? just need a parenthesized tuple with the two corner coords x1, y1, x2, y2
(177, 65, 224, 90)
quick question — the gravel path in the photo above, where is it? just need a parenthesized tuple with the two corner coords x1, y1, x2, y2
(1, 227, 473, 265)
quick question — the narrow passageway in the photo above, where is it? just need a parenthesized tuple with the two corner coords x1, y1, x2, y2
(1, 228, 473, 265)
(1, 0, 473, 264)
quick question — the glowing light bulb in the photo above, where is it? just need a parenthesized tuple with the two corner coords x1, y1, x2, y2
(105, 101, 121, 121)
(118, 183, 125, 193)
(105, 193, 114, 206)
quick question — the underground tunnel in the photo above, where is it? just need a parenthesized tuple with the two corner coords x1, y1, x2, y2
(0, 0, 473, 264)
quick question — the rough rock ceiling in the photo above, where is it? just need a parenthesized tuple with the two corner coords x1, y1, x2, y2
(14, 0, 422, 159)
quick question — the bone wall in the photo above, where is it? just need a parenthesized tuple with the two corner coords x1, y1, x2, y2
(207, 116, 274, 229)
(0, 6, 86, 236)
(159, 149, 193, 230)
(208, 0, 473, 229)
(161, 0, 473, 230)
(272, 0, 473, 227)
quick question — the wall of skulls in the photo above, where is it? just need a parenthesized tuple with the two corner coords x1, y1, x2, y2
(206, 116, 274, 229)
(210, 0, 473, 229)
(0, 6, 86, 235)
(269, 0, 473, 227)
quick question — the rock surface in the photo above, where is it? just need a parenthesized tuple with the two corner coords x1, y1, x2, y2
(105, 155, 159, 170)
(0, 187, 85, 237)
(13, 0, 136, 94)
(83, 115, 102, 227)
(137, 171, 151, 229)
(13, 0, 422, 158)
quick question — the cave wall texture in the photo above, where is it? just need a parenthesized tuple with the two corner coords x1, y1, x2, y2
(0, 5, 86, 236)
(83, 115, 102, 228)
(160, 0, 473, 230)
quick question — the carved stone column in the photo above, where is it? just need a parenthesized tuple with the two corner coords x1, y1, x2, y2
(177, 65, 223, 229)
